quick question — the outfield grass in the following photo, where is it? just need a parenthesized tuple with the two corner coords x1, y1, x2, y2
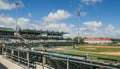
(49, 45, 120, 61)
(76, 46, 120, 52)
(51, 49, 120, 60)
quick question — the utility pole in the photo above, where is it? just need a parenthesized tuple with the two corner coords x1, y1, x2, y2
(77, 9, 80, 43)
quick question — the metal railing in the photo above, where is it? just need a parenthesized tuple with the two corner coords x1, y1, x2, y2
(0, 46, 120, 69)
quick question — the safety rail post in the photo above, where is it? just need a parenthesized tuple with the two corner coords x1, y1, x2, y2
(66, 57, 69, 69)
(18, 50, 20, 64)
(1, 47, 3, 55)
(2, 47, 5, 56)
(5, 47, 7, 57)
(11, 49, 14, 60)
(42, 54, 44, 69)
(5, 47, 9, 58)
(42, 55, 46, 69)
(27, 51, 30, 69)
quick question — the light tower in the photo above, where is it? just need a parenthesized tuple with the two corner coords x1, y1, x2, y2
(15, 0, 19, 35)
(77, 9, 80, 43)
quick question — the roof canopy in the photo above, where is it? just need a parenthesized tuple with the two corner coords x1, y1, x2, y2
(19, 29, 68, 34)
(0, 27, 15, 32)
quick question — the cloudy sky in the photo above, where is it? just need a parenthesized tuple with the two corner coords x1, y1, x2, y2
(0, 0, 120, 38)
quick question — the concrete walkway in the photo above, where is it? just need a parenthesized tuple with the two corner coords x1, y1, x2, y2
(0, 55, 24, 69)
(0, 55, 49, 69)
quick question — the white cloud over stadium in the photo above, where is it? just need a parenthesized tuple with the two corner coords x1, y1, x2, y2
(0, 9, 120, 38)
(81, 0, 102, 5)
(0, 0, 24, 10)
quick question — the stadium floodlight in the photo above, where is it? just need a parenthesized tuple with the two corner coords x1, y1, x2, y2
(15, 0, 19, 35)
(15, 0, 23, 35)
(77, 9, 80, 43)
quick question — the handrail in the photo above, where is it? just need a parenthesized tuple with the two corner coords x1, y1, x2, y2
(3, 47, 120, 69)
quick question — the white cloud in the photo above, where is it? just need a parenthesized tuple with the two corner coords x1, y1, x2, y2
(0, 14, 15, 28)
(81, 0, 102, 5)
(80, 21, 102, 37)
(28, 13, 32, 17)
(17, 17, 30, 29)
(41, 23, 74, 32)
(81, 12, 87, 16)
(37, 10, 75, 38)
(18, 17, 30, 23)
(83, 21, 102, 32)
(0, 0, 24, 10)
(104, 24, 115, 32)
(42, 10, 71, 23)
(102, 24, 117, 38)
(84, 21, 102, 27)
(79, 22, 120, 38)
(17, 17, 40, 30)
(0, 12, 120, 38)
(0, 0, 15, 10)
(0, 10, 72, 33)
(0, 14, 39, 30)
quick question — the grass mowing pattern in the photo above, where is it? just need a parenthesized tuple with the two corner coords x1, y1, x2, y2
(76, 46, 120, 52)
(49, 46, 120, 61)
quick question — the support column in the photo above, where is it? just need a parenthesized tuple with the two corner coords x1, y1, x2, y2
(5, 47, 7, 57)
(66, 58, 69, 69)
(27, 52, 30, 69)
(11, 50, 14, 60)
(42, 55, 46, 69)
(18, 50, 20, 64)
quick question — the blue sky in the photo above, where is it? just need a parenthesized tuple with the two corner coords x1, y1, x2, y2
(0, 0, 120, 38)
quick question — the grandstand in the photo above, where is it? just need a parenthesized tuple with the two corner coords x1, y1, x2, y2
(0, 27, 75, 46)
(19, 29, 67, 40)
(0, 27, 15, 37)
(18, 29, 75, 46)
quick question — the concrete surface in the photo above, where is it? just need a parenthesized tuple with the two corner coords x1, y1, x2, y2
(0, 55, 24, 69)
(0, 55, 49, 69)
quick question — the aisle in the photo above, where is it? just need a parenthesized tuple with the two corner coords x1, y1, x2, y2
(0, 56, 24, 69)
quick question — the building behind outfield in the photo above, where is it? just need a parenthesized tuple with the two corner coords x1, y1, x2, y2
(83, 38, 112, 44)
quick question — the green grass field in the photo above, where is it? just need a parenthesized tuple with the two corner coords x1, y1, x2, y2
(48, 45, 120, 61)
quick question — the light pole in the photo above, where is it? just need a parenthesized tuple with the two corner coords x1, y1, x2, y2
(15, 0, 19, 35)
(77, 9, 80, 43)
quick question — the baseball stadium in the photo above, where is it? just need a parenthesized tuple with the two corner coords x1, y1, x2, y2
(0, 27, 120, 69)
(0, 0, 120, 69)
